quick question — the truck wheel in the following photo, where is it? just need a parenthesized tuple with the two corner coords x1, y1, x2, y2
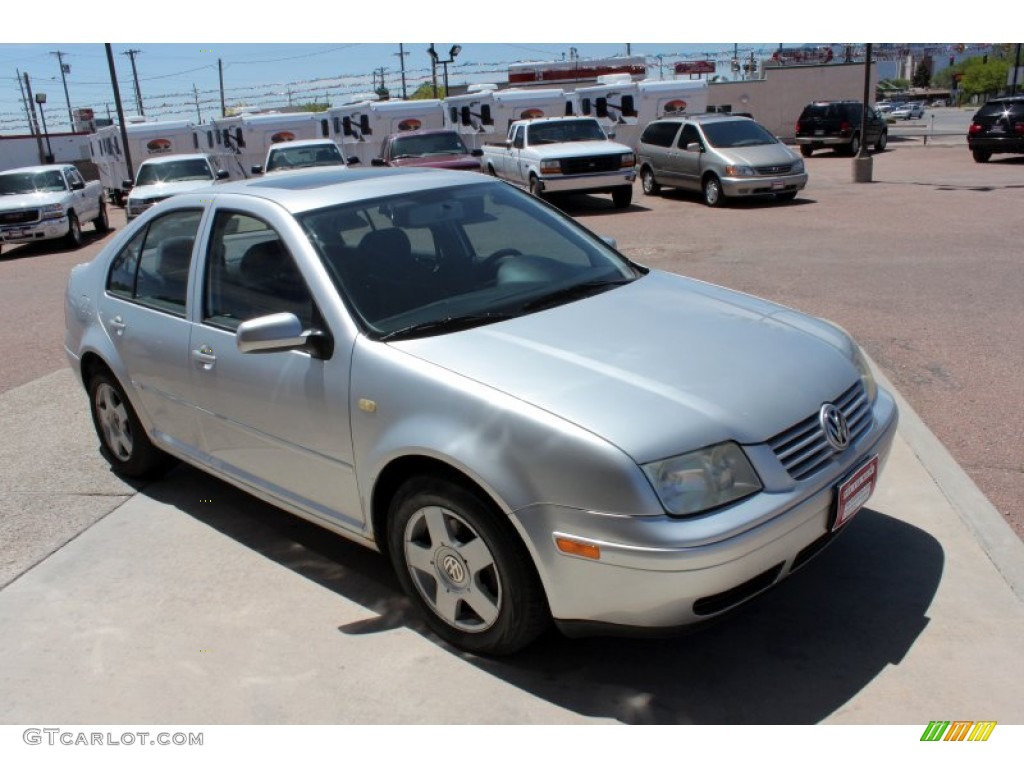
(64, 212, 83, 249)
(93, 202, 110, 233)
(612, 185, 632, 209)
(528, 176, 544, 200)
(640, 167, 660, 195)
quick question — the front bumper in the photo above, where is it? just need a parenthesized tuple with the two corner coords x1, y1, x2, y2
(721, 172, 808, 198)
(511, 389, 898, 635)
(0, 217, 68, 245)
(536, 169, 635, 194)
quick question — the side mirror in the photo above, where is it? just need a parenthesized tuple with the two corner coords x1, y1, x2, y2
(71, 179, 86, 191)
(250, 165, 263, 175)
(371, 158, 387, 167)
(216, 170, 230, 180)
(471, 149, 483, 157)
(347, 156, 361, 165)
(685, 142, 703, 153)
(237, 312, 331, 359)
(122, 180, 134, 190)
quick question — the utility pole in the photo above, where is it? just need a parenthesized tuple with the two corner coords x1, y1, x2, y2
(218, 59, 226, 117)
(107, 44, 135, 187)
(429, 43, 438, 98)
(51, 50, 74, 128)
(395, 44, 409, 100)
(193, 84, 202, 122)
(19, 71, 46, 163)
(122, 48, 144, 116)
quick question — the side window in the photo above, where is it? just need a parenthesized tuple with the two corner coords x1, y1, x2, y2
(678, 124, 701, 149)
(203, 211, 316, 330)
(640, 122, 678, 148)
(105, 209, 204, 316)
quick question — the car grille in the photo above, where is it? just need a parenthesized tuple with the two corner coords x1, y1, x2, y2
(559, 155, 622, 174)
(0, 209, 40, 226)
(755, 164, 794, 176)
(768, 381, 873, 480)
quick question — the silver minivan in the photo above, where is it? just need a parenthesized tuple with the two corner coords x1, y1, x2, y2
(636, 114, 808, 207)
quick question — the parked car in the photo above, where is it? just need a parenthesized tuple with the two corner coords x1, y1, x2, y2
(967, 96, 1024, 163)
(636, 114, 807, 206)
(64, 167, 898, 655)
(124, 153, 229, 221)
(250, 139, 358, 176)
(371, 129, 483, 171)
(890, 103, 925, 120)
(794, 101, 888, 157)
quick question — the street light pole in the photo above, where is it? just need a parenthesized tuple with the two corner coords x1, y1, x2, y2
(35, 93, 54, 164)
(427, 44, 461, 98)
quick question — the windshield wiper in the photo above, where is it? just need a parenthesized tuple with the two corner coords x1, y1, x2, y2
(520, 277, 632, 312)
(378, 312, 515, 341)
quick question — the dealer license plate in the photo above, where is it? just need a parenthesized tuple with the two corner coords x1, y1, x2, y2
(814, 129, 824, 136)
(1, 229, 28, 240)
(832, 455, 878, 531)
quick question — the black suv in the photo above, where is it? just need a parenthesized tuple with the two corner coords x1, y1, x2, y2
(967, 96, 1024, 163)
(794, 101, 888, 157)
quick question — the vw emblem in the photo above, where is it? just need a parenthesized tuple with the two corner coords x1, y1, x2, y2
(820, 404, 851, 452)
(441, 554, 466, 585)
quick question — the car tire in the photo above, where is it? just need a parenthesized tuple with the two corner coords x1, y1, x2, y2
(93, 202, 110, 233)
(702, 175, 725, 207)
(972, 150, 991, 163)
(88, 370, 173, 480)
(640, 166, 661, 195)
(486, 164, 498, 177)
(64, 212, 83, 249)
(387, 475, 549, 655)
(612, 185, 632, 209)
(800, 145, 814, 158)
(528, 175, 544, 200)
(874, 131, 888, 152)
(847, 134, 861, 157)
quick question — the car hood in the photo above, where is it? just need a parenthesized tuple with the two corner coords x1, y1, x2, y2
(390, 154, 481, 170)
(395, 271, 858, 463)
(710, 143, 800, 166)
(129, 179, 216, 202)
(0, 190, 67, 210)
(531, 140, 633, 159)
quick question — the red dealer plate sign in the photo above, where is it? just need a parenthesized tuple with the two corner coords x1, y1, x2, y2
(832, 455, 878, 531)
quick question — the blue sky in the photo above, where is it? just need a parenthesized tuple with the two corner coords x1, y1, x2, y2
(0, 6, 975, 133)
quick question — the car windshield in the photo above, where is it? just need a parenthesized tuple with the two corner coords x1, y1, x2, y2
(136, 159, 214, 186)
(529, 121, 606, 144)
(702, 120, 778, 148)
(0, 170, 65, 195)
(298, 181, 641, 339)
(390, 133, 469, 158)
(266, 144, 344, 171)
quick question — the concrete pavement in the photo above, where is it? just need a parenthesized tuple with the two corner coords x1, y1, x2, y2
(0, 366, 1023, 724)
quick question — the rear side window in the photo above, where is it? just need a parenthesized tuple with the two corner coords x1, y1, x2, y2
(640, 121, 680, 148)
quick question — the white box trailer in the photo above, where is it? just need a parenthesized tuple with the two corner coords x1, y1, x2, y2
(195, 112, 335, 178)
(89, 118, 198, 205)
(442, 87, 576, 150)
(574, 78, 710, 150)
(326, 98, 445, 165)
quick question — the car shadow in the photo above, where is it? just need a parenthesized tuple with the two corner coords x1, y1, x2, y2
(0, 227, 113, 261)
(145, 462, 942, 724)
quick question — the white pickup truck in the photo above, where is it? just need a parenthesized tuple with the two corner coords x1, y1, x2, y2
(480, 117, 636, 208)
(0, 164, 108, 254)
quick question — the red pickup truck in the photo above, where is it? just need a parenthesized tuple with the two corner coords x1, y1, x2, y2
(371, 129, 482, 171)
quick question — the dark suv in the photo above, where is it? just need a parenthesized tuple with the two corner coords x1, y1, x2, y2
(967, 96, 1024, 163)
(794, 101, 888, 157)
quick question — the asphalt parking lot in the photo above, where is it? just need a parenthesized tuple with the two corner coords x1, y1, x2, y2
(1, 134, 1023, 726)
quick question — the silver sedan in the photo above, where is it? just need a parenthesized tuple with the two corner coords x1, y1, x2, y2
(64, 167, 898, 654)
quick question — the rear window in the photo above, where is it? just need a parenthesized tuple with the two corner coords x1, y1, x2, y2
(975, 100, 1024, 119)
(640, 121, 680, 148)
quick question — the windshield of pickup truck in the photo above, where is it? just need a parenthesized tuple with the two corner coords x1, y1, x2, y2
(266, 144, 344, 172)
(529, 120, 607, 145)
(390, 132, 469, 158)
(0, 171, 65, 195)
(299, 180, 641, 339)
(135, 159, 214, 186)
(701, 120, 779, 148)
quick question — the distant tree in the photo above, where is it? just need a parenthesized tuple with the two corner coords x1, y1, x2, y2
(410, 82, 445, 99)
(298, 102, 329, 113)
(912, 60, 932, 88)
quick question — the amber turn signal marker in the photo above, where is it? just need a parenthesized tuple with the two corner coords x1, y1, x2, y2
(555, 537, 600, 560)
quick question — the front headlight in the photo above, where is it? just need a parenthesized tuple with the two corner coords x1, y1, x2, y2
(852, 344, 878, 404)
(723, 164, 756, 177)
(642, 442, 762, 517)
(791, 158, 805, 174)
(539, 159, 562, 175)
(40, 203, 66, 221)
(621, 152, 636, 168)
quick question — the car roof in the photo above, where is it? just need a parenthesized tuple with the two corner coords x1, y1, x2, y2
(167, 166, 498, 215)
(388, 128, 458, 138)
(651, 113, 755, 125)
(138, 153, 213, 166)
(0, 164, 74, 176)
(267, 139, 339, 150)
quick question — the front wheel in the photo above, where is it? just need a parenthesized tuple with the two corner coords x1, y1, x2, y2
(388, 476, 549, 655)
(703, 175, 725, 207)
(612, 185, 632, 209)
(800, 144, 814, 158)
(528, 175, 544, 200)
(64, 212, 83, 249)
(88, 370, 172, 479)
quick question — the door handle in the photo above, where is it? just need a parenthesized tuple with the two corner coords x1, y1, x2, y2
(191, 346, 217, 370)
(108, 315, 126, 336)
